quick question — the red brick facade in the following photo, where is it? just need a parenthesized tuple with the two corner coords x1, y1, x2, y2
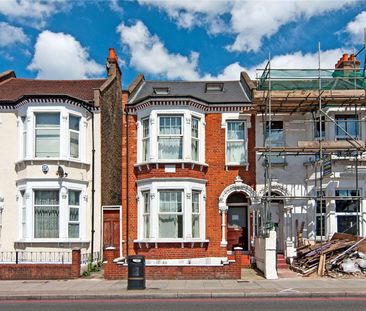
(112, 77, 256, 279)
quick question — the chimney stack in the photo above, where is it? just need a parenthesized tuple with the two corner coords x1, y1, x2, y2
(106, 48, 121, 78)
(335, 53, 360, 72)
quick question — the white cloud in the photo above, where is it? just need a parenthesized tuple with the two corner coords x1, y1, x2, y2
(0, 0, 71, 28)
(109, 0, 124, 14)
(117, 21, 200, 80)
(137, 0, 232, 34)
(28, 31, 104, 79)
(0, 22, 29, 47)
(137, 0, 357, 52)
(204, 49, 345, 81)
(344, 11, 366, 44)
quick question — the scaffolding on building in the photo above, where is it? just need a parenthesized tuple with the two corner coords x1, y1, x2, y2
(255, 35, 366, 243)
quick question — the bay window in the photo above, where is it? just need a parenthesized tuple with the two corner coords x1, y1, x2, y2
(138, 110, 204, 164)
(158, 116, 183, 160)
(35, 113, 60, 158)
(137, 180, 206, 242)
(20, 107, 86, 161)
(159, 190, 183, 238)
(226, 121, 246, 164)
(34, 190, 59, 238)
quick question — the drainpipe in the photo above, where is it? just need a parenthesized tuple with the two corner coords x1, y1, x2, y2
(90, 106, 95, 262)
(125, 107, 129, 257)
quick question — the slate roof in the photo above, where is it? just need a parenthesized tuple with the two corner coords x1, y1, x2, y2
(128, 80, 251, 105)
(0, 76, 106, 104)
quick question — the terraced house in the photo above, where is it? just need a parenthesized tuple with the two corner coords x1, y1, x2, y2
(0, 49, 122, 267)
(104, 72, 260, 279)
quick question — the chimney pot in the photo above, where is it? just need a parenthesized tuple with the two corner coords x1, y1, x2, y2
(342, 53, 349, 61)
(108, 48, 118, 61)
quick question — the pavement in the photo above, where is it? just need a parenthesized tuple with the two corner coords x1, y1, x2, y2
(1, 269, 366, 300)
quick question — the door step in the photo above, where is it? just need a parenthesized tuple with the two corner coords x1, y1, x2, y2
(277, 254, 289, 270)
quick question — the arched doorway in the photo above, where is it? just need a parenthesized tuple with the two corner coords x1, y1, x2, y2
(226, 192, 249, 251)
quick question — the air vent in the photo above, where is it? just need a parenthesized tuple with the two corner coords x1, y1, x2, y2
(153, 87, 170, 95)
(205, 83, 224, 92)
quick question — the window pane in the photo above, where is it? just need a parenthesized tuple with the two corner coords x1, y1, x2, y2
(265, 121, 284, 144)
(191, 139, 199, 161)
(159, 116, 182, 135)
(142, 119, 149, 138)
(192, 192, 200, 213)
(35, 129, 60, 157)
(227, 141, 246, 163)
(68, 224, 79, 238)
(191, 118, 199, 138)
(70, 131, 79, 158)
(335, 190, 359, 213)
(69, 207, 79, 221)
(35, 190, 59, 205)
(228, 207, 246, 228)
(159, 191, 182, 212)
(143, 215, 150, 239)
(68, 191, 80, 206)
(69, 115, 80, 131)
(192, 215, 200, 238)
(336, 115, 358, 138)
(227, 121, 245, 140)
(316, 216, 325, 236)
(36, 113, 60, 127)
(159, 215, 183, 238)
(337, 216, 358, 235)
(158, 137, 182, 159)
(34, 190, 59, 239)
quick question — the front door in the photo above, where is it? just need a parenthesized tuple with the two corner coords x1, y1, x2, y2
(227, 206, 248, 251)
(226, 192, 249, 251)
(103, 209, 120, 259)
(269, 202, 284, 252)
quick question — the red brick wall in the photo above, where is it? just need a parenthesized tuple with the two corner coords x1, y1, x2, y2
(0, 249, 81, 280)
(121, 109, 256, 260)
(104, 248, 241, 280)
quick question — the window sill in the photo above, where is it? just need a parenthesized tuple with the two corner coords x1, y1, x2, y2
(15, 159, 90, 170)
(134, 239, 209, 248)
(134, 161, 209, 171)
(14, 240, 90, 249)
(225, 162, 249, 171)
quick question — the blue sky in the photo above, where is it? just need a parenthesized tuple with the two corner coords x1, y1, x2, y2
(0, 0, 365, 87)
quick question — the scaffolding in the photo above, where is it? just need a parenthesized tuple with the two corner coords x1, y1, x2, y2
(255, 38, 366, 243)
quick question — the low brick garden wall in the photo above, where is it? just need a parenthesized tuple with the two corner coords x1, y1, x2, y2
(103, 248, 242, 280)
(0, 249, 81, 280)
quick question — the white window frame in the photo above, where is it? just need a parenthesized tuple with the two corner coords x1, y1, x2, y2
(335, 189, 361, 235)
(136, 179, 206, 242)
(18, 104, 87, 163)
(136, 109, 205, 164)
(191, 117, 200, 162)
(142, 191, 150, 239)
(34, 112, 61, 158)
(68, 190, 81, 239)
(69, 115, 81, 160)
(158, 115, 184, 160)
(225, 120, 247, 165)
(16, 180, 87, 243)
(335, 114, 359, 140)
(142, 118, 150, 162)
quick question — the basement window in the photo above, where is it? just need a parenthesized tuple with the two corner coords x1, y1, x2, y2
(205, 83, 224, 92)
(153, 87, 170, 95)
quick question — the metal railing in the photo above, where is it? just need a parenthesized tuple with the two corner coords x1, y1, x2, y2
(0, 251, 72, 264)
(80, 251, 101, 265)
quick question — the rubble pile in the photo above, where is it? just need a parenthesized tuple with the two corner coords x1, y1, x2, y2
(291, 233, 366, 277)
